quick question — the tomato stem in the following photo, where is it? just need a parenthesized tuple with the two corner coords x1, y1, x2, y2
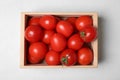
(80, 32, 86, 37)
(61, 57, 68, 65)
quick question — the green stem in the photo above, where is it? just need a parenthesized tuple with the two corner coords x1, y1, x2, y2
(80, 31, 86, 37)
(61, 57, 68, 65)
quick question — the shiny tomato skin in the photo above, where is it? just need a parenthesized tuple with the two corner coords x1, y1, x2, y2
(42, 30, 55, 44)
(28, 17, 40, 26)
(80, 26, 97, 42)
(45, 50, 60, 65)
(60, 49, 77, 66)
(25, 26, 43, 43)
(68, 34, 84, 50)
(29, 42, 48, 62)
(50, 33, 67, 52)
(56, 21, 74, 37)
(40, 15, 57, 30)
(78, 48, 93, 65)
(76, 16, 93, 31)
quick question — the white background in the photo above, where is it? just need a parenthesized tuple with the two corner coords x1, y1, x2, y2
(0, 0, 120, 80)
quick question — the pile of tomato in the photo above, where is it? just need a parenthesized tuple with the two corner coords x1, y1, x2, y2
(25, 15, 97, 66)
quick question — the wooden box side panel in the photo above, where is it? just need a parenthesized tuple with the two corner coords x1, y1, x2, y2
(92, 13, 98, 67)
(20, 13, 27, 68)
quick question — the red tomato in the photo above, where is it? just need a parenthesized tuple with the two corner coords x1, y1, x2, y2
(28, 17, 40, 26)
(76, 16, 93, 31)
(80, 26, 97, 42)
(28, 55, 41, 64)
(25, 26, 43, 43)
(66, 17, 78, 33)
(40, 15, 57, 30)
(42, 30, 55, 44)
(56, 21, 74, 37)
(50, 33, 67, 52)
(45, 50, 60, 65)
(78, 48, 93, 65)
(60, 49, 77, 66)
(68, 34, 84, 50)
(29, 42, 48, 62)
(66, 17, 77, 27)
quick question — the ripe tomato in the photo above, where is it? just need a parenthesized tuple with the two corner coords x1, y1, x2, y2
(25, 26, 43, 43)
(28, 55, 41, 64)
(45, 50, 60, 65)
(80, 26, 97, 42)
(66, 17, 77, 27)
(42, 30, 55, 44)
(60, 49, 77, 66)
(28, 17, 40, 26)
(68, 34, 84, 50)
(29, 42, 48, 62)
(76, 16, 93, 31)
(66, 17, 78, 33)
(40, 15, 57, 30)
(78, 48, 93, 65)
(50, 33, 67, 52)
(56, 21, 74, 37)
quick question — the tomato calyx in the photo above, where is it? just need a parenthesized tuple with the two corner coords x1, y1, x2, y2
(80, 31, 86, 37)
(61, 56, 68, 65)
(80, 31, 86, 41)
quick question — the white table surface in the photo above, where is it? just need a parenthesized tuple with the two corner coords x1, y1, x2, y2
(0, 0, 120, 80)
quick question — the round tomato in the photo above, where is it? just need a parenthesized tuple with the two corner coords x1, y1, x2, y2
(42, 30, 55, 44)
(50, 33, 67, 52)
(25, 26, 43, 43)
(56, 21, 74, 37)
(40, 15, 57, 30)
(29, 42, 48, 62)
(28, 55, 41, 64)
(68, 34, 84, 50)
(76, 16, 93, 31)
(60, 49, 77, 66)
(80, 26, 97, 42)
(78, 48, 93, 65)
(66, 17, 77, 27)
(28, 17, 40, 26)
(66, 17, 78, 33)
(45, 50, 60, 65)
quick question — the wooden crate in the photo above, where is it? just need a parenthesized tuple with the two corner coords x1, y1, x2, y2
(20, 12, 98, 68)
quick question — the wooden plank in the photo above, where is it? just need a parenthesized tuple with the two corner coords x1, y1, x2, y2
(20, 13, 25, 67)
(91, 13, 98, 67)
